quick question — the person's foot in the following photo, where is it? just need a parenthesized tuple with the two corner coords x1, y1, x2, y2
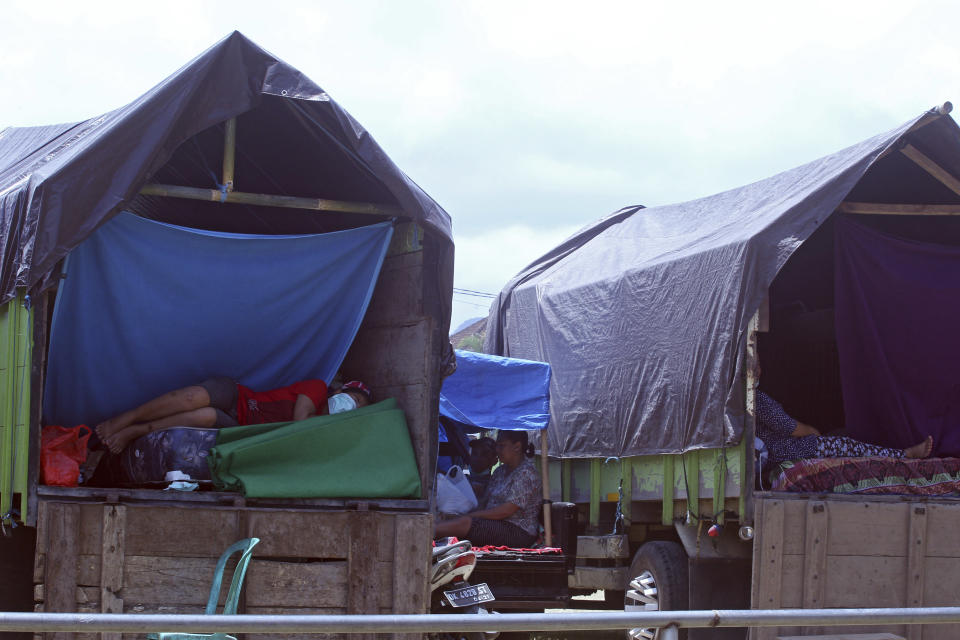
(95, 414, 133, 441)
(904, 435, 934, 459)
(103, 424, 145, 455)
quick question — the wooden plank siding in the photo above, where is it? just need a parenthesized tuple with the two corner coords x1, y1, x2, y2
(342, 247, 437, 501)
(35, 500, 432, 640)
(751, 495, 960, 640)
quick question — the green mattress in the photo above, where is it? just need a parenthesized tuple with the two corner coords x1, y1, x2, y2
(208, 398, 421, 498)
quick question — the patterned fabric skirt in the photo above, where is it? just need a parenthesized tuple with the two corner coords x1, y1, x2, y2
(467, 517, 537, 547)
(815, 435, 902, 459)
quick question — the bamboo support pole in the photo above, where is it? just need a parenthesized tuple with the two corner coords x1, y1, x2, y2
(540, 430, 552, 547)
(139, 183, 403, 216)
(222, 118, 236, 193)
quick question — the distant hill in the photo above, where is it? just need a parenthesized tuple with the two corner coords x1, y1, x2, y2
(452, 317, 484, 334)
(450, 318, 487, 352)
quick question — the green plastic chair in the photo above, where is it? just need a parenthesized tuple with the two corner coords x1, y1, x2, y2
(147, 537, 260, 640)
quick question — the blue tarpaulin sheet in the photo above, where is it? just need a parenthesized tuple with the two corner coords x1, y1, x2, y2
(44, 213, 393, 427)
(439, 350, 550, 431)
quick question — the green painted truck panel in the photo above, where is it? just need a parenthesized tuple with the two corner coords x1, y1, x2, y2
(543, 437, 747, 528)
(0, 291, 33, 525)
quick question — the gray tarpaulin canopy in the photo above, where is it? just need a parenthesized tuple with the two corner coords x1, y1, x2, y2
(485, 107, 960, 459)
(0, 31, 452, 311)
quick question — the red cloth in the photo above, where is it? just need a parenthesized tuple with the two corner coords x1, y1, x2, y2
(472, 545, 562, 554)
(236, 380, 327, 425)
(433, 538, 562, 555)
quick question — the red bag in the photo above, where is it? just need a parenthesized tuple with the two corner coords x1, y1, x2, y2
(41, 425, 91, 487)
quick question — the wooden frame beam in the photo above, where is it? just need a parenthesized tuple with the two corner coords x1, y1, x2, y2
(138, 116, 403, 216)
(901, 143, 960, 196)
(139, 183, 403, 216)
(839, 202, 960, 216)
(875, 103, 952, 160)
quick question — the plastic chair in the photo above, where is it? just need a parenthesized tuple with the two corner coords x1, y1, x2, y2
(147, 537, 260, 640)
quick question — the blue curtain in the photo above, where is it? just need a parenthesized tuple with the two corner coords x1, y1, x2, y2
(835, 216, 960, 457)
(45, 213, 392, 427)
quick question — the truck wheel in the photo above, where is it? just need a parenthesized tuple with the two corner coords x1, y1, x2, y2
(624, 541, 688, 640)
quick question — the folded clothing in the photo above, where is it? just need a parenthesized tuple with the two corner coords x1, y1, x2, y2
(208, 398, 421, 499)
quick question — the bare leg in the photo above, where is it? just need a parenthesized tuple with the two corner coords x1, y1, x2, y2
(96, 385, 212, 441)
(904, 435, 934, 459)
(103, 407, 219, 455)
(434, 515, 472, 539)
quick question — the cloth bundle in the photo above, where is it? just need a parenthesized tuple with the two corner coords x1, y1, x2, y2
(122, 427, 217, 483)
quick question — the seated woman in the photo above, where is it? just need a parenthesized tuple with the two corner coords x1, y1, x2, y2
(758, 390, 933, 467)
(435, 430, 542, 548)
(96, 377, 371, 454)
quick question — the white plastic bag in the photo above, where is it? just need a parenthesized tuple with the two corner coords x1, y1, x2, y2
(435, 465, 479, 515)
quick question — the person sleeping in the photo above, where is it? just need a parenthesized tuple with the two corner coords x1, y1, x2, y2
(434, 430, 542, 548)
(757, 390, 933, 466)
(95, 377, 371, 454)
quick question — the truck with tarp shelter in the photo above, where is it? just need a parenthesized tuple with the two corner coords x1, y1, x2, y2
(485, 103, 960, 639)
(0, 32, 454, 639)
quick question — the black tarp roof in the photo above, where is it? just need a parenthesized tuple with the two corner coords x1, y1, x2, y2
(0, 31, 452, 307)
(485, 108, 960, 458)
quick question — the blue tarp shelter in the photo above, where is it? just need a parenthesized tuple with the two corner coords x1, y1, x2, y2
(45, 213, 393, 427)
(0, 32, 456, 514)
(440, 350, 551, 433)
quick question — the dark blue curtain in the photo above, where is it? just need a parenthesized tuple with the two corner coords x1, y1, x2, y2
(835, 216, 960, 456)
(45, 213, 392, 427)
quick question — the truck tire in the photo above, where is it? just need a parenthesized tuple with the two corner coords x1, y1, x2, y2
(624, 541, 689, 640)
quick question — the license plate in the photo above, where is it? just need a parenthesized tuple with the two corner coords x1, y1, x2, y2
(442, 582, 494, 608)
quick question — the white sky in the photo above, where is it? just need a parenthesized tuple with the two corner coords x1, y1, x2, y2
(3, 0, 959, 330)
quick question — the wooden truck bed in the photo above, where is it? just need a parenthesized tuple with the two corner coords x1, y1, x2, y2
(34, 495, 431, 640)
(751, 492, 960, 640)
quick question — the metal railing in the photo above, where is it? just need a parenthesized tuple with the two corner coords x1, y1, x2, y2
(2, 607, 960, 635)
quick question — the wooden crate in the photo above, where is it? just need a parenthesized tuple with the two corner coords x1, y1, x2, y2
(751, 494, 960, 640)
(34, 499, 432, 640)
